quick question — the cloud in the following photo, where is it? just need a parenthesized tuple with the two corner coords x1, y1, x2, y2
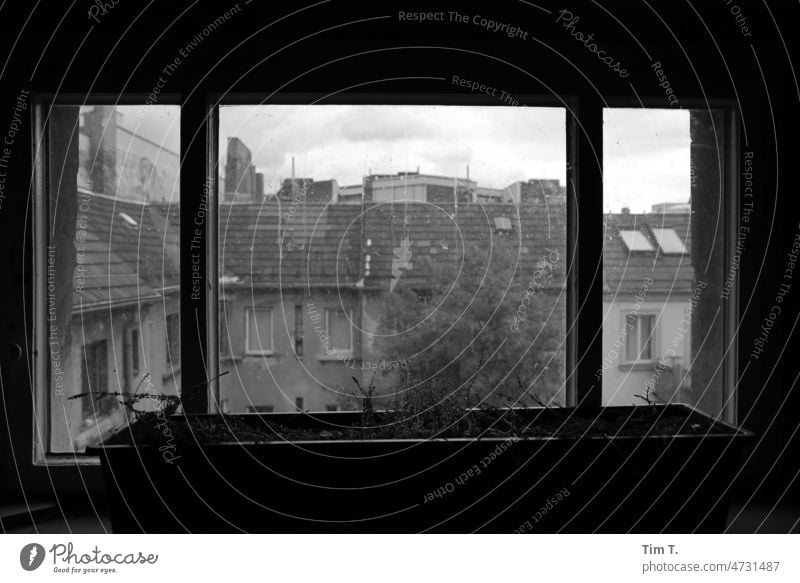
(220, 105, 568, 191)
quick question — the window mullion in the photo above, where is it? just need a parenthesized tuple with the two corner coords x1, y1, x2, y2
(179, 96, 213, 414)
(572, 96, 604, 407)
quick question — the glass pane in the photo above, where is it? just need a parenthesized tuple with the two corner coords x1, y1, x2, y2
(639, 315, 653, 360)
(45, 104, 180, 453)
(651, 227, 688, 254)
(625, 314, 639, 362)
(219, 104, 567, 415)
(327, 309, 351, 351)
(619, 229, 655, 252)
(246, 308, 272, 353)
(603, 108, 726, 417)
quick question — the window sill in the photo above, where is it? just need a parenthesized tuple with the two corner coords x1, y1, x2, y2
(618, 362, 658, 372)
(317, 352, 354, 362)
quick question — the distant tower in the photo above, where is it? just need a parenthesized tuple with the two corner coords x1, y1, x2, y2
(255, 173, 264, 202)
(225, 137, 256, 201)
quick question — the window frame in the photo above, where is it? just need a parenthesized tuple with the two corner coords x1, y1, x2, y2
(210, 92, 580, 409)
(603, 100, 740, 424)
(322, 307, 354, 357)
(621, 312, 658, 367)
(165, 312, 181, 370)
(80, 339, 112, 425)
(31, 94, 740, 466)
(122, 324, 140, 393)
(32, 94, 182, 465)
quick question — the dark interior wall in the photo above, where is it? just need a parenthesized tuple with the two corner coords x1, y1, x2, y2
(0, 0, 798, 502)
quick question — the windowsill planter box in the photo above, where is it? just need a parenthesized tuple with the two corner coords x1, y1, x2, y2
(87, 404, 753, 533)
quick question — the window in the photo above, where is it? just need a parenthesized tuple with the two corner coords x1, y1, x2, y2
(218, 104, 568, 413)
(624, 314, 655, 363)
(294, 304, 304, 357)
(219, 299, 231, 356)
(80, 341, 115, 424)
(165, 313, 181, 369)
(325, 308, 353, 353)
(122, 326, 140, 392)
(38, 103, 181, 455)
(651, 228, 688, 254)
(245, 307, 273, 355)
(603, 108, 730, 417)
(34, 100, 736, 451)
(618, 228, 655, 252)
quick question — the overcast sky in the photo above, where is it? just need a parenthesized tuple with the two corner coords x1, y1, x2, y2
(219, 105, 567, 194)
(603, 108, 690, 213)
(117, 104, 690, 214)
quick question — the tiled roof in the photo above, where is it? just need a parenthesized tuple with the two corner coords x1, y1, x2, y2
(219, 202, 363, 287)
(78, 191, 693, 309)
(603, 212, 693, 296)
(74, 191, 179, 310)
(361, 201, 567, 292)
(218, 200, 568, 290)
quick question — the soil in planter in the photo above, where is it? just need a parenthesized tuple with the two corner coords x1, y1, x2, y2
(110, 404, 738, 448)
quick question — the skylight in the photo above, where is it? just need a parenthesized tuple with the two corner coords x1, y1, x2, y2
(618, 229, 654, 252)
(651, 228, 688, 254)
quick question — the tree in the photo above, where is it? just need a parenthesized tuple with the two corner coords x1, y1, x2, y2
(367, 232, 565, 409)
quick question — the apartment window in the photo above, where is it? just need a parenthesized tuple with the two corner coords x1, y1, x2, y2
(294, 304, 304, 357)
(326, 308, 353, 353)
(245, 307, 273, 355)
(219, 299, 231, 356)
(624, 314, 655, 363)
(37, 103, 180, 455)
(80, 340, 115, 424)
(165, 313, 181, 368)
(122, 326, 140, 392)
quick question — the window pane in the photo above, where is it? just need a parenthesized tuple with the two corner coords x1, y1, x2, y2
(651, 227, 688, 254)
(327, 309, 352, 351)
(625, 314, 639, 362)
(619, 229, 655, 252)
(603, 108, 727, 417)
(639, 315, 653, 361)
(246, 308, 272, 353)
(45, 104, 180, 453)
(219, 105, 567, 414)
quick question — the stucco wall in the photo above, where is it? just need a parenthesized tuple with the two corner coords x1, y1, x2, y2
(601, 296, 692, 407)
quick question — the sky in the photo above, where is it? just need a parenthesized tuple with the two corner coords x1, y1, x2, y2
(111, 105, 181, 153)
(603, 108, 690, 213)
(219, 105, 567, 193)
(114, 104, 691, 214)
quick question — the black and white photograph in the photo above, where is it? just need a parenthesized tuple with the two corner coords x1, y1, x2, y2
(1, 0, 799, 580)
